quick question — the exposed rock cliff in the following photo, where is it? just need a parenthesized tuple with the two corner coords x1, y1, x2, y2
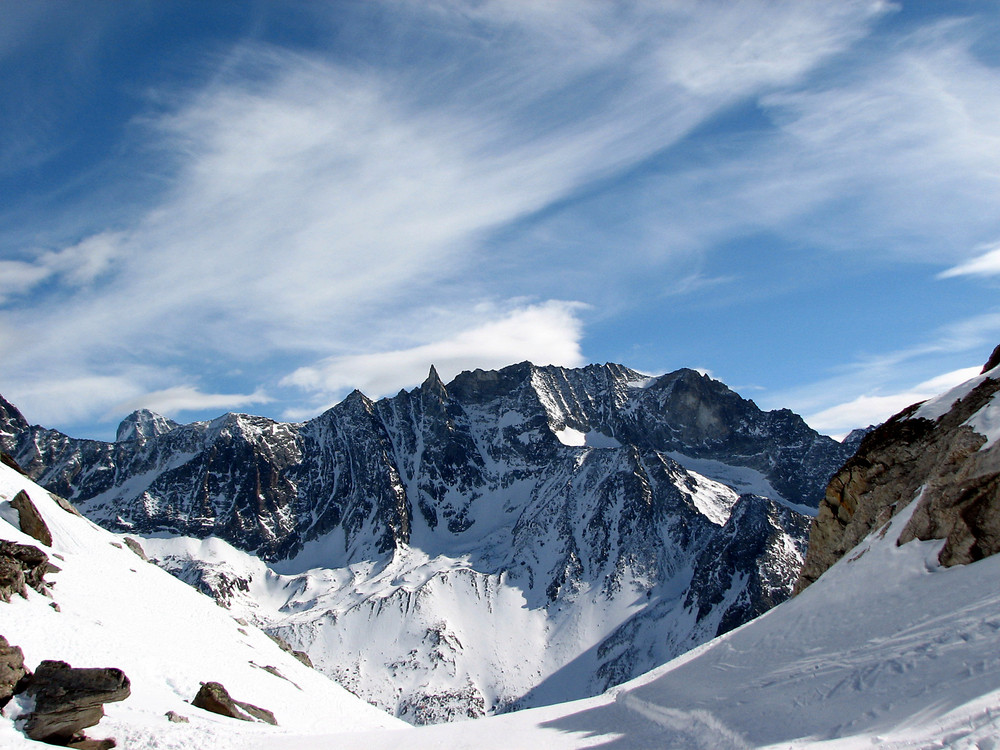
(796, 348, 1000, 593)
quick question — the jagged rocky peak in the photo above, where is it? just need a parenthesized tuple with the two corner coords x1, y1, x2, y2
(116, 409, 180, 442)
(419, 365, 449, 406)
(796, 346, 1000, 593)
(0, 394, 29, 442)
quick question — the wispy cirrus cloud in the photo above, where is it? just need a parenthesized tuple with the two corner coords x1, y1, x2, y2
(0, 231, 125, 304)
(0, 1, 892, 436)
(774, 312, 1000, 437)
(939, 243, 1000, 279)
(582, 18, 1000, 269)
(804, 366, 982, 439)
(109, 386, 272, 421)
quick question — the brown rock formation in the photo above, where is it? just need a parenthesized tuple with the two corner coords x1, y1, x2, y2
(0, 635, 28, 707)
(0, 540, 51, 601)
(1, 452, 27, 476)
(795, 351, 1000, 593)
(192, 681, 277, 725)
(10, 489, 53, 547)
(23, 660, 131, 744)
(121, 537, 149, 562)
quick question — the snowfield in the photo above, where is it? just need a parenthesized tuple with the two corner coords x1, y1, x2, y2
(257, 498, 1000, 750)
(0, 464, 404, 749)
(5, 457, 1000, 748)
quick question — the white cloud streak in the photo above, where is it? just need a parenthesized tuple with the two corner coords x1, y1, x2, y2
(771, 312, 1000, 436)
(805, 366, 982, 438)
(600, 19, 1000, 266)
(939, 243, 1000, 278)
(280, 301, 586, 417)
(110, 386, 273, 421)
(0, 1, 896, 430)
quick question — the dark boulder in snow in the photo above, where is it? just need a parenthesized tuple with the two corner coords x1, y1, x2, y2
(0, 635, 28, 707)
(1, 451, 27, 476)
(11, 489, 53, 547)
(192, 681, 277, 725)
(0, 540, 51, 602)
(22, 659, 130, 744)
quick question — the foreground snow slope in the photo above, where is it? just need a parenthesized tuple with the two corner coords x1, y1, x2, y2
(256, 499, 1000, 749)
(0, 464, 403, 749)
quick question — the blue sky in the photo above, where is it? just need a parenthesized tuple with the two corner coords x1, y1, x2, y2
(2, 0, 1000, 441)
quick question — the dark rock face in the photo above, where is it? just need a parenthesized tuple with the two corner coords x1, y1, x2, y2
(23, 660, 130, 744)
(192, 681, 276, 725)
(66, 737, 117, 749)
(0, 363, 850, 563)
(1, 451, 27, 476)
(685, 495, 811, 637)
(0, 540, 51, 602)
(0, 635, 28, 707)
(11, 489, 53, 547)
(796, 350, 1000, 593)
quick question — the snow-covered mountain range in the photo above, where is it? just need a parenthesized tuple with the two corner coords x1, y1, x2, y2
(1, 363, 853, 722)
(5, 351, 1000, 747)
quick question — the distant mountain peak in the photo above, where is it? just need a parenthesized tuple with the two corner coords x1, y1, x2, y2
(116, 409, 180, 443)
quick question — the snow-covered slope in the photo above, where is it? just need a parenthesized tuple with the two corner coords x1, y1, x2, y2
(0, 464, 403, 748)
(140, 490, 808, 723)
(248, 481, 1000, 749)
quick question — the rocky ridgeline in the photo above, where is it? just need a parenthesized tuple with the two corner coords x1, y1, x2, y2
(797, 346, 1000, 592)
(0, 363, 851, 562)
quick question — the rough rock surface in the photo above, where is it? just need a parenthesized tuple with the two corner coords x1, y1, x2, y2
(0, 635, 28, 707)
(22, 660, 130, 743)
(192, 681, 277, 725)
(1, 451, 27, 476)
(0, 540, 51, 602)
(66, 738, 117, 750)
(121, 537, 148, 562)
(266, 633, 313, 669)
(796, 350, 1000, 593)
(11, 489, 53, 547)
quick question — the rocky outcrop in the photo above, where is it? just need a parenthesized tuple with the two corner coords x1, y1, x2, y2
(11, 489, 53, 547)
(192, 681, 276, 725)
(22, 660, 131, 744)
(0, 635, 28, 707)
(121, 537, 148, 562)
(1, 451, 27, 476)
(266, 632, 314, 669)
(796, 349, 1000, 593)
(0, 540, 52, 602)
